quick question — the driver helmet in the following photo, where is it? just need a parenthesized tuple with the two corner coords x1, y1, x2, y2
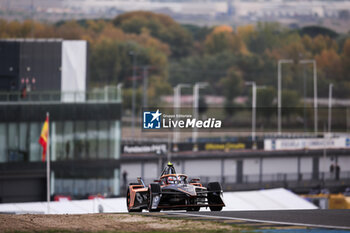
(161, 161, 177, 176)
(167, 176, 177, 184)
(167, 162, 176, 174)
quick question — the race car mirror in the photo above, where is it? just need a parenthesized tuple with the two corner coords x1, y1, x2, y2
(137, 177, 146, 187)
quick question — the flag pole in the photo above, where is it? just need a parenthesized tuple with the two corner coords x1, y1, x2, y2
(46, 112, 50, 214)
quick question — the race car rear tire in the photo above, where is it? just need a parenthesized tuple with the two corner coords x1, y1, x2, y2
(127, 187, 142, 212)
(207, 182, 222, 192)
(207, 182, 223, 212)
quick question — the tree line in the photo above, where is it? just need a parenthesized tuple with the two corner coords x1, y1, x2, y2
(1, 11, 350, 113)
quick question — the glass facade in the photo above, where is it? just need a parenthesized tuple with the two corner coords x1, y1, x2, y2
(53, 165, 120, 197)
(0, 120, 121, 196)
(0, 120, 121, 163)
(0, 83, 122, 202)
(54, 178, 116, 197)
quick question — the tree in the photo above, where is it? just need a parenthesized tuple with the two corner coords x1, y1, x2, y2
(247, 22, 283, 54)
(204, 25, 247, 55)
(235, 53, 275, 86)
(181, 24, 212, 41)
(311, 35, 338, 55)
(168, 51, 237, 90)
(301, 35, 313, 52)
(89, 40, 168, 88)
(256, 86, 276, 107)
(300, 26, 338, 39)
(122, 88, 143, 112)
(281, 90, 301, 120)
(56, 20, 85, 39)
(342, 39, 350, 81)
(198, 96, 208, 115)
(147, 75, 172, 107)
(113, 11, 193, 58)
(316, 49, 343, 81)
(283, 41, 306, 61)
(256, 87, 276, 122)
(336, 81, 350, 98)
(237, 24, 255, 42)
(220, 67, 244, 103)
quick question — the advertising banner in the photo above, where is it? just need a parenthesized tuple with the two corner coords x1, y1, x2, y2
(172, 142, 248, 152)
(122, 144, 168, 154)
(121, 141, 256, 154)
(264, 137, 350, 151)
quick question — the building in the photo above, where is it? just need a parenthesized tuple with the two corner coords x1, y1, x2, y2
(0, 39, 122, 203)
(0, 39, 87, 97)
(120, 140, 350, 194)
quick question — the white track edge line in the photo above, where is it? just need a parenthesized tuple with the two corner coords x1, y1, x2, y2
(167, 212, 350, 230)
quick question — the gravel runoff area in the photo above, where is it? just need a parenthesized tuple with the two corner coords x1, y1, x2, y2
(0, 213, 246, 233)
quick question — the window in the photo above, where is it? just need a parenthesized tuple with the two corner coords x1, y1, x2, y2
(109, 121, 121, 159)
(87, 121, 97, 159)
(8, 123, 20, 161)
(0, 124, 7, 163)
(53, 168, 118, 196)
(19, 123, 28, 151)
(98, 121, 109, 159)
(63, 121, 74, 160)
(54, 122, 65, 161)
(74, 121, 86, 160)
(29, 122, 40, 162)
(8, 123, 18, 150)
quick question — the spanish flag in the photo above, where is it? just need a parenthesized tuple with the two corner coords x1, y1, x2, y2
(39, 115, 49, 162)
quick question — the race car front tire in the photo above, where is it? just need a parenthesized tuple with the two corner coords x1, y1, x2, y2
(127, 187, 142, 212)
(186, 206, 200, 212)
(148, 183, 161, 212)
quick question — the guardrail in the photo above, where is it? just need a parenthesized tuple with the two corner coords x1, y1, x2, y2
(125, 171, 350, 188)
(0, 87, 121, 103)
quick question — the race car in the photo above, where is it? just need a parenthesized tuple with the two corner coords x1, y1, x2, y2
(126, 162, 225, 212)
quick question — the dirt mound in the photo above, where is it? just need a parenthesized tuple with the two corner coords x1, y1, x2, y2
(0, 213, 234, 232)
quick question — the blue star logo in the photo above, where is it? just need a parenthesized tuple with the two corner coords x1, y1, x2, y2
(143, 109, 162, 129)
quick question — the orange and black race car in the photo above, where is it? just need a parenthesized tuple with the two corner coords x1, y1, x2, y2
(126, 162, 225, 212)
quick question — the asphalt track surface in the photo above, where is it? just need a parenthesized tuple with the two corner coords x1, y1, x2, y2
(144, 210, 350, 230)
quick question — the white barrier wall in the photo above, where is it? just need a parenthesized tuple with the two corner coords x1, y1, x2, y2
(243, 158, 260, 175)
(263, 157, 298, 174)
(319, 156, 335, 173)
(143, 163, 158, 179)
(339, 156, 350, 172)
(185, 160, 221, 177)
(300, 157, 313, 173)
(121, 163, 142, 180)
(0, 188, 317, 214)
(223, 159, 236, 176)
